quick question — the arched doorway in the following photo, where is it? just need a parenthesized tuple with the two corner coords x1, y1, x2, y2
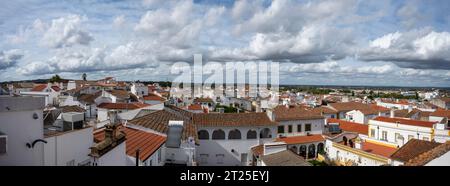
(317, 143, 325, 155)
(198, 130, 209, 140)
(246, 130, 257, 139)
(259, 128, 272, 138)
(308, 144, 316, 159)
(299, 145, 307, 158)
(228, 129, 242, 139)
(290, 146, 298, 154)
(212, 129, 225, 140)
(343, 136, 348, 146)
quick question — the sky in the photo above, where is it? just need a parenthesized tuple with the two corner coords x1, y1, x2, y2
(0, 0, 450, 87)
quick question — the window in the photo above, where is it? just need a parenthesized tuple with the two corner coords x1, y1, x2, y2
(277, 126, 284, 133)
(246, 130, 257, 139)
(149, 159, 152, 166)
(216, 154, 224, 164)
(305, 124, 311, 132)
(297, 124, 302, 132)
(228, 129, 242, 139)
(212, 129, 225, 140)
(408, 135, 414, 141)
(395, 133, 400, 142)
(423, 137, 429, 141)
(370, 129, 376, 138)
(381, 131, 388, 141)
(331, 115, 335, 119)
(198, 130, 209, 140)
(288, 125, 293, 133)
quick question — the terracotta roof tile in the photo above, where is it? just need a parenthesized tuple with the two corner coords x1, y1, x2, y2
(372, 116, 437, 128)
(51, 85, 61, 92)
(78, 92, 101, 104)
(327, 118, 368, 135)
(261, 150, 311, 166)
(193, 97, 214, 103)
(187, 104, 203, 110)
(390, 139, 442, 162)
(143, 95, 166, 101)
(430, 110, 450, 118)
(193, 112, 277, 127)
(31, 84, 47, 91)
(405, 141, 450, 166)
(274, 105, 325, 121)
(97, 102, 150, 110)
(251, 145, 264, 157)
(127, 106, 198, 143)
(361, 141, 398, 158)
(60, 105, 86, 113)
(328, 102, 370, 112)
(109, 90, 131, 99)
(275, 134, 325, 145)
(93, 126, 166, 161)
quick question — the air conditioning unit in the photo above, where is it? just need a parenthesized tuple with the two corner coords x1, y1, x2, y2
(0, 132, 7, 154)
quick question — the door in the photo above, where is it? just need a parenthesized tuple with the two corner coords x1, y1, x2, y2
(240, 153, 248, 166)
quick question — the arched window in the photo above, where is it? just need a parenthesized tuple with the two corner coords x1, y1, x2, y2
(246, 130, 257, 139)
(228, 129, 242, 140)
(259, 128, 272, 139)
(308, 144, 316, 159)
(317, 143, 325, 155)
(198, 130, 209, 140)
(212, 129, 225, 140)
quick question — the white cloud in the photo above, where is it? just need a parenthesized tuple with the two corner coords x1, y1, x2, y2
(360, 28, 450, 69)
(370, 32, 402, 49)
(0, 49, 24, 70)
(113, 15, 126, 27)
(41, 14, 94, 48)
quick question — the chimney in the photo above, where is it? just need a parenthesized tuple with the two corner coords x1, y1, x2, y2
(354, 137, 362, 149)
(408, 105, 412, 113)
(108, 110, 119, 125)
(390, 108, 395, 118)
(47, 82, 52, 89)
(266, 108, 276, 121)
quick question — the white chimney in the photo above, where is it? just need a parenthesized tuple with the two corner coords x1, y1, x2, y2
(390, 108, 395, 118)
(108, 110, 119, 125)
(354, 137, 362, 149)
(408, 105, 412, 113)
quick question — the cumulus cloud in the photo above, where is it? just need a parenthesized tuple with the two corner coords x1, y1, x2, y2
(360, 28, 450, 69)
(18, 41, 161, 75)
(41, 14, 94, 48)
(0, 49, 24, 70)
(211, 25, 355, 63)
(113, 15, 126, 27)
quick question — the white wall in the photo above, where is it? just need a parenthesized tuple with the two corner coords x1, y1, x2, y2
(425, 151, 450, 166)
(94, 142, 127, 166)
(325, 140, 388, 166)
(368, 120, 433, 147)
(97, 108, 109, 122)
(277, 119, 324, 137)
(0, 97, 45, 166)
(196, 126, 276, 166)
(44, 127, 93, 166)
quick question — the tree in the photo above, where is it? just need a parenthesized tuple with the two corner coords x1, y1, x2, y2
(49, 74, 61, 83)
(82, 73, 87, 81)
